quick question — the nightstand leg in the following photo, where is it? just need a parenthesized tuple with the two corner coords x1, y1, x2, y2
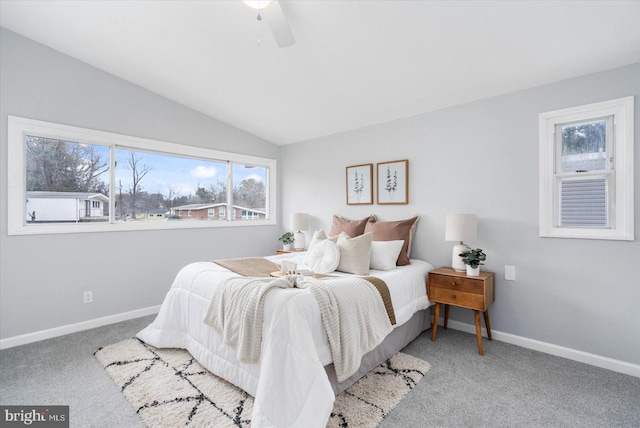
(431, 303, 441, 341)
(474, 310, 484, 356)
(483, 309, 492, 340)
(444, 304, 449, 329)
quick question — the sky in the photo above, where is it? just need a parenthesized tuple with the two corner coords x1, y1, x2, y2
(93, 146, 267, 197)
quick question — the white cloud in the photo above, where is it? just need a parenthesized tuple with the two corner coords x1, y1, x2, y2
(190, 165, 217, 179)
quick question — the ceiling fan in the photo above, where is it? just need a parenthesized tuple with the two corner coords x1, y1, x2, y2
(243, 0, 295, 48)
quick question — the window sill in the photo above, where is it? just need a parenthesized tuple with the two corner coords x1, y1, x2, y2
(8, 218, 276, 236)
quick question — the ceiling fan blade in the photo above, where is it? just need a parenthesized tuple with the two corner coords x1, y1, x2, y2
(262, 0, 295, 48)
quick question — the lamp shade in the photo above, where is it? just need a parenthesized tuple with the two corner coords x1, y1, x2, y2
(290, 213, 309, 232)
(445, 213, 477, 242)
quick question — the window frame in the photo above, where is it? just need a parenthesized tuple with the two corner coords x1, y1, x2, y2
(539, 96, 634, 240)
(8, 116, 277, 235)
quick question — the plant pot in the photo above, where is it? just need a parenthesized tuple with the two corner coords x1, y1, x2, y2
(466, 265, 480, 277)
(283, 243, 293, 251)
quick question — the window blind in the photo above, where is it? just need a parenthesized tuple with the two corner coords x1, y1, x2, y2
(560, 178, 608, 227)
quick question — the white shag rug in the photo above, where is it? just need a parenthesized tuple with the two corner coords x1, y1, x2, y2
(95, 338, 431, 428)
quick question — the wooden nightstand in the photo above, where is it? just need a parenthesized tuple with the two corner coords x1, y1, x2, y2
(275, 249, 305, 255)
(428, 267, 495, 355)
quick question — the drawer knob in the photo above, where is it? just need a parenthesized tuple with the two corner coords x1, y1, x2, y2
(452, 294, 456, 299)
(451, 281, 457, 286)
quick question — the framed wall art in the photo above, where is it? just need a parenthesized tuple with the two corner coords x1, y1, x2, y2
(346, 163, 373, 205)
(377, 159, 408, 204)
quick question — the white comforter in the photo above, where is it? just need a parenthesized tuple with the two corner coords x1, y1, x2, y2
(137, 252, 433, 428)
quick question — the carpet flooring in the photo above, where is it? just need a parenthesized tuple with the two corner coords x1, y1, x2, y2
(95, 338, 430, 427)
(1, 315, 639, 427)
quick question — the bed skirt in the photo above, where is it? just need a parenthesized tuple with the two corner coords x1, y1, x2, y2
(325, 306, 432, 395)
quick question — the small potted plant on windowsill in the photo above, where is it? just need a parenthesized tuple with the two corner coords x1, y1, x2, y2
(459, 248, 486, 277)
(278, 232, 295, 251)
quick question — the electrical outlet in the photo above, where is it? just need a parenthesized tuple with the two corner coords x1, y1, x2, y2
(505, 265, 516, 281)
(83, 290, 93, 304)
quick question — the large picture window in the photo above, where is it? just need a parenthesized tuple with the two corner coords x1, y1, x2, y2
(8, 116, 276, 235)
(539, 97, 634, 240)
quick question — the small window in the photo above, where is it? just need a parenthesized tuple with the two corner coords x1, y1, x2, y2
(539, 97, 634, 240)
(241, 209, 261, 220)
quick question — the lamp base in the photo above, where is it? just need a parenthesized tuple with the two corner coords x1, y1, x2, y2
(294, 231, 305, 250)
(452, 243, 469, 272)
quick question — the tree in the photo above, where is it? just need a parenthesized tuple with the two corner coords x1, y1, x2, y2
(126, 152, 151, 217)
(195, 182, 215, 203)
(562, 121, 606, 155)
(116, 179, 126, 219)
(165, 185, 178, 210)
(210, 181, 227, 204)
(26, 136, 108, 194)
(233, 178, 265, 208)
(172, 195, 189, 206)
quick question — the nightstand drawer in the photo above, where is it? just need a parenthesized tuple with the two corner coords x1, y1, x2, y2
(429, 273, 484, 294)
(429, 287, 485, 310)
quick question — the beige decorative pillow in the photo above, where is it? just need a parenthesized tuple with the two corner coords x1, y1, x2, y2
(370, 240, 405, 271)
(364, 216, 419, 266)
(336, 232, 373, 275)
(328, 214, 376, 237)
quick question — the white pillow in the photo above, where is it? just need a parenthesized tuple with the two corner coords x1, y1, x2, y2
(306, 229, 329, 253)
(370, 240, 404, 271)
(305, 239, 340, 274)
(336, 232, 373, 275)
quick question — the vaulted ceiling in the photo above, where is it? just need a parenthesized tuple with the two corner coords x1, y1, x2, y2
(2, 1, 639, 145)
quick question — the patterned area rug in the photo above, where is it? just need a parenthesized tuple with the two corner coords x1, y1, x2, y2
(95, 338, 431, 428)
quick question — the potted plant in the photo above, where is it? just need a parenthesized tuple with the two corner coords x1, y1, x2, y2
(459, 248, 486, 277)
(278, 232, 294, 251)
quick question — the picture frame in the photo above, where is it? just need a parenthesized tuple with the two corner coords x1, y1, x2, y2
(346, 163, 373, 205)
(377, 159, 408, 204)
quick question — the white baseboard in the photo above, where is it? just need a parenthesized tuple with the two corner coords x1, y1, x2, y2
(0, 305, 161, 350)
(437, 318, 640, 378)
(2, 308, 637, 378)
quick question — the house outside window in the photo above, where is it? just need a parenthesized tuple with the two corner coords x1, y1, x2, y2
(539, 97, 634, 240)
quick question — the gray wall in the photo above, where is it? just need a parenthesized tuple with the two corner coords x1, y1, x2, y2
(281, 63, 640, 366)
(0, 28, 281, 339)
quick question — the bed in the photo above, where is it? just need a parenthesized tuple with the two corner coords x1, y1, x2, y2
(137, 227, 434, 427)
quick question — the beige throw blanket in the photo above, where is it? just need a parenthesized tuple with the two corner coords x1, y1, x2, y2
(204, 257, 395, 382)
(203, 275, 296, 364)
(212, 257, 280, 277)
(296, 276, 393, 382)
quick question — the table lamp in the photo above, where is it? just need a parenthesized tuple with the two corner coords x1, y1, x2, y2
(445, 213, 478, 271)
(290, 213, 309, 250)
